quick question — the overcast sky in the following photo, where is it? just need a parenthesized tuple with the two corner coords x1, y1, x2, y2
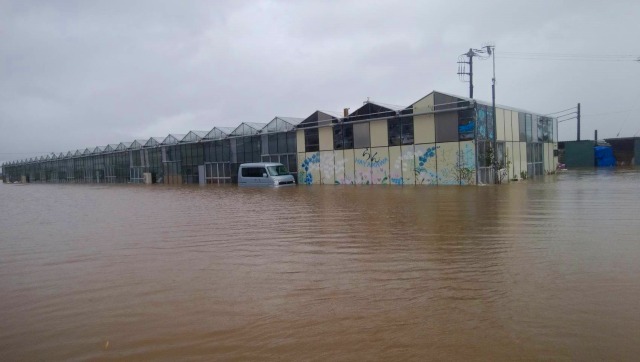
(1, 0, 639, 165)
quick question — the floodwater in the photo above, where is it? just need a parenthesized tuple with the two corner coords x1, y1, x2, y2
(1, 170, 639, 361)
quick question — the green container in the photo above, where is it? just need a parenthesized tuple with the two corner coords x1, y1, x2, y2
(564, 141, 595, 168)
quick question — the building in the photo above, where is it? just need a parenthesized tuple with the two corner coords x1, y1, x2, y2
(2, 91, 558, 185)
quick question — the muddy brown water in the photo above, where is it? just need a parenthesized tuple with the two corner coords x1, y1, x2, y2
(1, 169, 639, 360)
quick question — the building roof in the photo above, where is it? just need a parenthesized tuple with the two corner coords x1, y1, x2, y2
(181, 131, 209, 143)
(162, 134, 186, 145)
(298, 111, 340, 128)
(230, 122, 266, 136)
(144, 137, 164, 148)
(263, 116, 304, 133)
(204, 126, 235, 140)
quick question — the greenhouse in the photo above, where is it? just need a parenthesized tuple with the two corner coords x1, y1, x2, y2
(2, 91, 558, 186)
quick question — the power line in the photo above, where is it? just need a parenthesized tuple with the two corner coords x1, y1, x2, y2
(501, 51, 638, 56)
(545, 106, 577, 115)
(500, 51, 639, 61)
(555, 111, 578, 119)
(498, 56, 638, 62)
(581, 109, 640, 117)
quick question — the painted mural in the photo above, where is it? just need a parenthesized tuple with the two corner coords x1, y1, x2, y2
(333, 150, 346, 184)
(458, 141, 476, 185)
(299, 142, 475, 186)
(298, 152, 320, 185)
(389, 146, 403, 185)
(320, 151, 335, 184)
(401, 145, 416, 185)
(414, 144, 438, 185)
(370, 147, 390, 184)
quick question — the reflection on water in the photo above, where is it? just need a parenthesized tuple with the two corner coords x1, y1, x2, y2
(1, 169, 639, 360)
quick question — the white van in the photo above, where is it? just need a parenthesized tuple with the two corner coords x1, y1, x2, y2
(237, 163, 296, 186)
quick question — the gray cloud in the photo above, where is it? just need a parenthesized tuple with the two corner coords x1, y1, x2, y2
(1, 0, 639, 165)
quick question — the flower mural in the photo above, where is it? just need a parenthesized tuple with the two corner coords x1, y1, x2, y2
(298, 152, 320, 185)
(456, 142, 476, 185)
(414, 145, 439, 185)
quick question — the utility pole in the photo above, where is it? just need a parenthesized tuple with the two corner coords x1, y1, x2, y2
(486, 45, 496, 147)
(577, 103, 581, 141)
(457, 49, 476, 98)
(468, 49, 474, 99)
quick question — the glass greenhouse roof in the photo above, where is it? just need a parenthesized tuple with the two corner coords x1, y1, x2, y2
(181, 131, 208, 143)
(230, 122, 267, 136)
(263, 116, 303, 133)
(144, 137, 164, 148)
(162, 134, 186, 145)
(204, 127, 235, 140)
(116, 142, 132, 151)
(130, 140, 146, 149)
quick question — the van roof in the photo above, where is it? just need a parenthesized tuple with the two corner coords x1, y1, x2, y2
(239, 162, 283, 167)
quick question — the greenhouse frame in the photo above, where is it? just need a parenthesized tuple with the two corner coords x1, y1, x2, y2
(2, 91, 558, 186)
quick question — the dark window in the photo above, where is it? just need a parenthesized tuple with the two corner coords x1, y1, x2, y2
(334, 125, 344, 149)
(487, 107, 495, 140)
(401, 117, 414, 144)
(387, 117, 414, 146)
(236, 138, 245, 163)
(537, 117, 544, 142)
(435, 111, 458, 142)
(241, 167, 266, 177)
(305, 128, 319, 152)
(458, 108, 475, 141)
(277, 132, 287, 154)
(268, 134, 278, 154)
(333, 124, 355, 150)
(525, 114, 533, 143)
(518, 113, 526, 142)
(353, 123, 370, 148)
(387, 118, 401, 146)
(251, 135, 261, 162)
(286, 132, 297, 153)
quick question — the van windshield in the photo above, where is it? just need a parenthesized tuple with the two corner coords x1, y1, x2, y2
(267, 165, 289, 176)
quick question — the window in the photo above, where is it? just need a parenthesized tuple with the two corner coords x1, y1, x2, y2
(286, 132, 297, 153)
(458, 109, 475, 141)
(518, 113, 526, 142)
(388, 117, 414, 146)
(353, 123, 370, 148)
(334, 125, 344, 149)
(388, 118, 401, 146)
(268, 134, 278, 154)
(241, 167, 266, 177)
(267, 165, 289, 176)
(525, 114, 533, 143)
(304, 128, 319, 152)
(277, 132, 287, 154)
(333, 124, 354, 150)
(435, 111, 458, 142)
(401, 117, 414, 144)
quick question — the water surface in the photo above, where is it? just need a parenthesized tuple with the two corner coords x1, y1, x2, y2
(1, 169, 639, 360)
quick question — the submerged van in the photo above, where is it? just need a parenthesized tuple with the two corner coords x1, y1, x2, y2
(237, 163, 296, 186)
